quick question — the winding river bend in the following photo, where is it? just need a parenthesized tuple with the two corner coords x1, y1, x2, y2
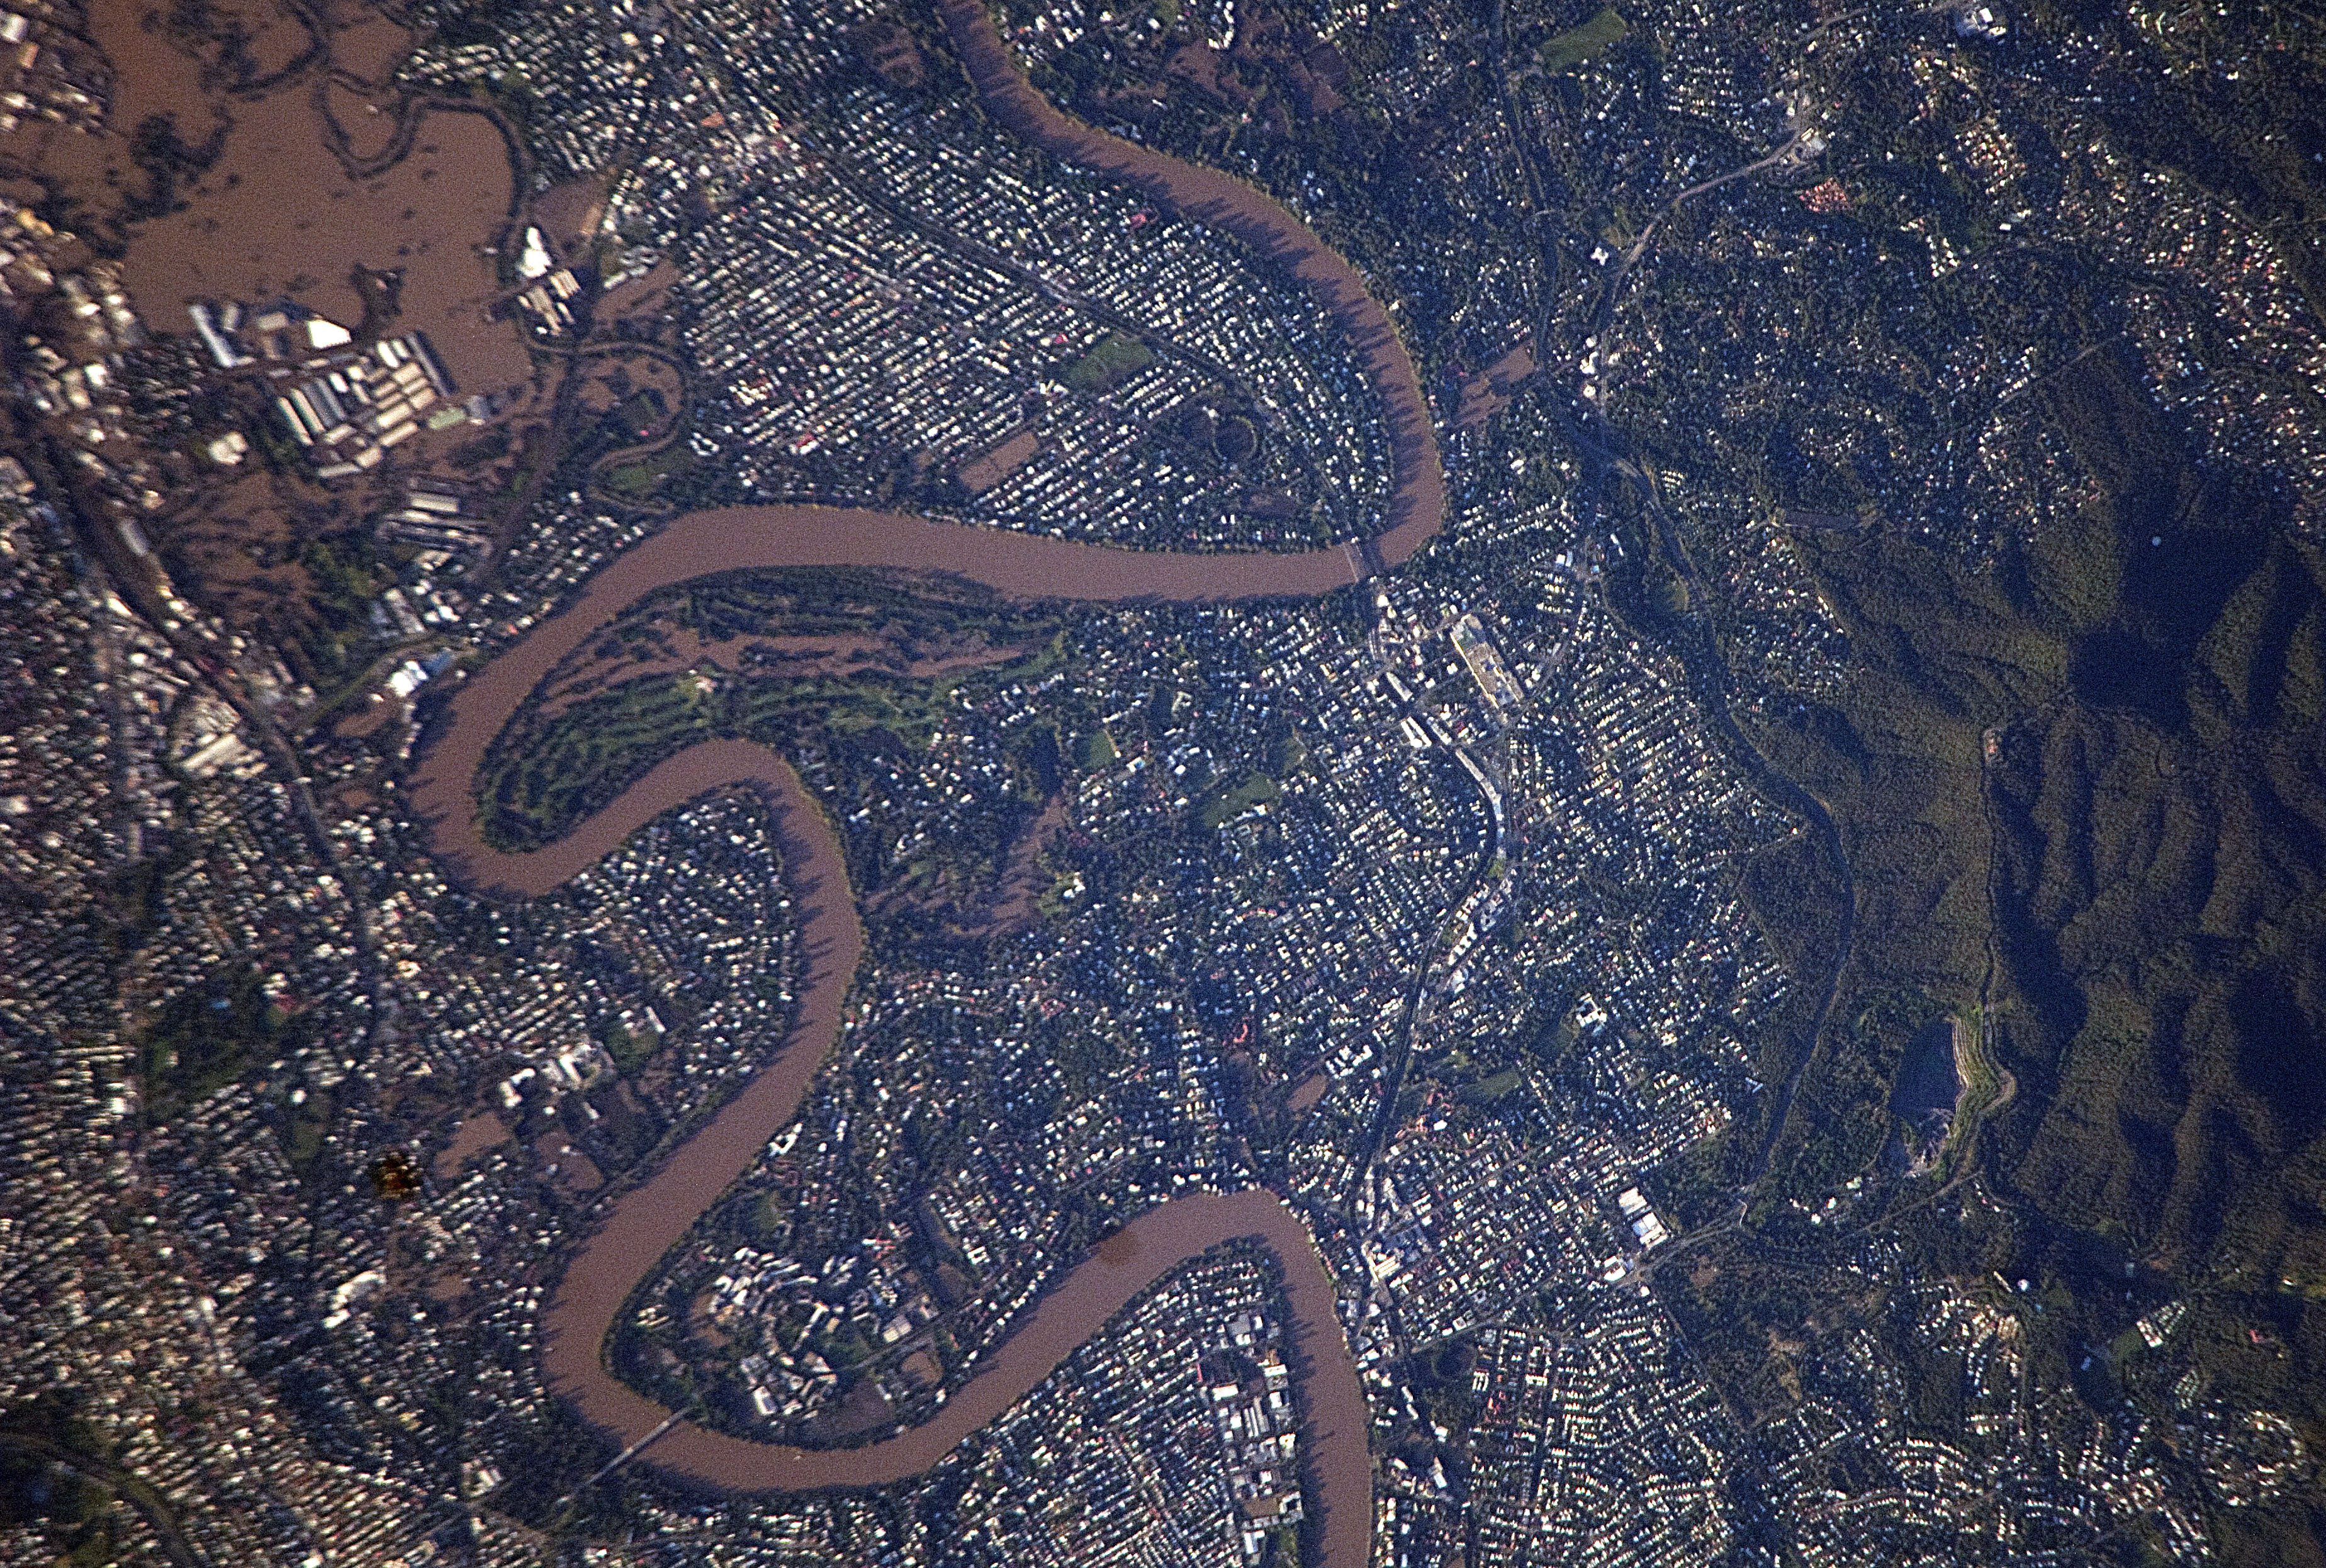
(935, 0, 1446, 566)
(409, 512, 1386, 1554)
(405, 11, 1455, 1557)
(407, 507, 1390, 1557)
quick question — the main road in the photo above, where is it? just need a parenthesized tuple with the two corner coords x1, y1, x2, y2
(407, 8, 1454, 1560)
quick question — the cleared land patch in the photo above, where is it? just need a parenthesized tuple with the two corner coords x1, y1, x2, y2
(1539, 7, 1629, 70)
(1060, 330, 1154, 395)
(957, 428, 1042, 494)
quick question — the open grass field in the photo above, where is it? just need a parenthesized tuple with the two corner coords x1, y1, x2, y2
(1539, 7, 1629, 71)
(1060, 331, 1155, 395)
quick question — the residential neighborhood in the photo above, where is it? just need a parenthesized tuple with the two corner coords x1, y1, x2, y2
(1, 0, 2320, 1562)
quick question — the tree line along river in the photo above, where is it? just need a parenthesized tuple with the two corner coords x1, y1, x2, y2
(410, 7, 1451, 1562)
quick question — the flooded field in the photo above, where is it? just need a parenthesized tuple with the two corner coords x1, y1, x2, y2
(1450, 343, 1541, 431)
(118, 94, 524, 395)
(433, 1110, 513, 1180)
(25, 0, 528, 396)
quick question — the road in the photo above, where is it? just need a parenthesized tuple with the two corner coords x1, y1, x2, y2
(1343, 645, 1507, 1209)
(1483, 74, 1860, 1209)
(1595, 129, 1812, 344)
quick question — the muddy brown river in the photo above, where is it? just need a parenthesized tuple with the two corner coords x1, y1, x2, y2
(937, 0, 1445, 561)
(406, 12, 1453, 1560)
(407, 506, 1381, 1560)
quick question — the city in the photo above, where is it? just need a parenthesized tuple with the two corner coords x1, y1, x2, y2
(1, 0, 2323, 1564)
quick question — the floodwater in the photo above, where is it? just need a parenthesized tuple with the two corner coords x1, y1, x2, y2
(433, 1109, 512, 1180)
(936, 0, 1445, 565)
(117, 91, 525, 395)
(28, 0, 529, 397)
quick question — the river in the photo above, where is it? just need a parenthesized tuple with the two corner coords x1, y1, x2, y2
(406, 7, 1461, 1557)
(935, 0, 1444, 567)
(412, 510, 1381, 1565)
(407, 503, 1388, 887)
